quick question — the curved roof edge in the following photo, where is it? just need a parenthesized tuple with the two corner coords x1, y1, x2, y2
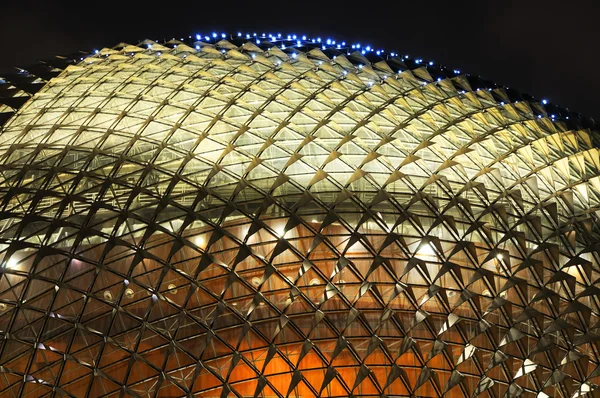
(1, 32, 597, 135)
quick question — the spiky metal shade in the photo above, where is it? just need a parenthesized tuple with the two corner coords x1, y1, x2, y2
(0, 34, 599, 398)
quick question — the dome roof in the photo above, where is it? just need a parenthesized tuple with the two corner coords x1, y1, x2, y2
(0, 34, 599, 397)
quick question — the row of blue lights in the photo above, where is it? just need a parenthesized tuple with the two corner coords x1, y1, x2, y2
(189, 32, 557, 109)
(90, 31, 558, 114)
(195, 32, 410, 61)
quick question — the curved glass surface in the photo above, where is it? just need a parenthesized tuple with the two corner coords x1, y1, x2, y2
(0, 37, 598, 397)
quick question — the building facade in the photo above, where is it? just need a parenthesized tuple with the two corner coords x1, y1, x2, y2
(0, 34, 598, 397)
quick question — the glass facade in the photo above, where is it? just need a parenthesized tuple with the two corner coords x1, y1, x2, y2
(0, 35, 598, 397)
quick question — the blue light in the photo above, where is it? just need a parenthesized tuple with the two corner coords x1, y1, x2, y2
(542, 99, 548, 104)
(291, 53, 297, 59)
(178, 31, 488, 89)
(94, 49, 99, 54)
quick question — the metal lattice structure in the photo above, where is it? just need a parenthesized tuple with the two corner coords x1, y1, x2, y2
(0, 34, 600, 397)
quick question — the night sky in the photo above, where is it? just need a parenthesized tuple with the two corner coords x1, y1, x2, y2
(1, 0, 599, 119)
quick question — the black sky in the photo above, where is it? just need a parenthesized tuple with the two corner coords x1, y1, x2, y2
(1, 0, 599, 119)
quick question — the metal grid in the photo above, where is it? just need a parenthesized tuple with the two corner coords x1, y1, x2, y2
(0, 36, 598, 397)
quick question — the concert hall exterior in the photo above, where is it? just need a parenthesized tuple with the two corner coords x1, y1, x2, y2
(0, 32, 599, 397)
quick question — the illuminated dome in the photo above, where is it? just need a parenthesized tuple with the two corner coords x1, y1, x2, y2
(0, 33, 599, 397)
